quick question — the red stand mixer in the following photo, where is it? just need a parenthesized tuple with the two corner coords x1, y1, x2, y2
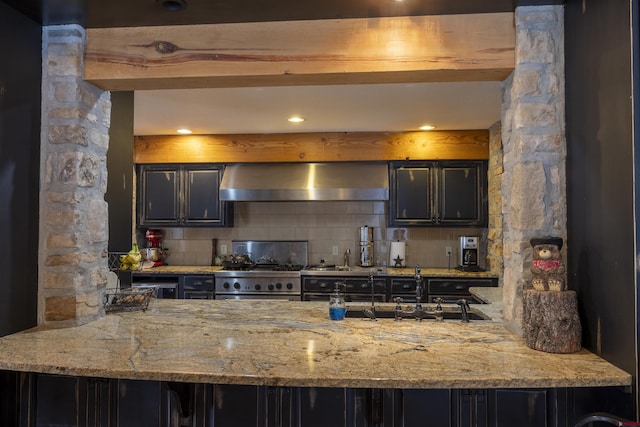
(144, 229, 166, 265)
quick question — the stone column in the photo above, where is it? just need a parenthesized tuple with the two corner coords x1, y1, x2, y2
(487, 121, 503, 276)
(501, 6, 567, 335)
(39, 25, 111, 326)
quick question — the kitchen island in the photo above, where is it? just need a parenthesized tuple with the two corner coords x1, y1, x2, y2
(0, 299, 630, 426)
(0, 299, 629, 388)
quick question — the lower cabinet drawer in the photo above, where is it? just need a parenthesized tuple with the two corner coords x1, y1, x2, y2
(428, 278, 495, 295)
(183, 275, 215, 299)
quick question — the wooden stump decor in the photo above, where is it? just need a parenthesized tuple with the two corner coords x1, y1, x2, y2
(523, 290, 582, 353)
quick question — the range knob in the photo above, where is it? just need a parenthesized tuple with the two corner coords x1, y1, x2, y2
(268, 283, 275, 291)
(223, 282, 230, 289)
(255, 284, 262, 291)
(233, 282, 241, 290)
(275, 282, 282, 290)
(286, 282, 293, 290)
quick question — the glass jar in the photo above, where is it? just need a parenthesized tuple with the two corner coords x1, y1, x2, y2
(329, 285, 346, 321)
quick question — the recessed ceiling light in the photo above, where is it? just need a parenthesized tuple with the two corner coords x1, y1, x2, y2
(288, 116, 305, 123)
(177, 128, 192, 134)
(419, 125, 436, 131)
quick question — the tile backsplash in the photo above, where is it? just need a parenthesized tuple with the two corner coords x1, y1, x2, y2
(147, 201, 486, 269)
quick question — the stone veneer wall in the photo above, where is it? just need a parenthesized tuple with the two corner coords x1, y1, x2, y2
(501, 5, 567, 335)
(487, 121, 503, 277)
(39, 25, 111, 326)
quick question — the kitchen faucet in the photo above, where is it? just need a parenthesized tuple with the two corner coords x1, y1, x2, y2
(456, 299, 471, 323)
(394, 297, 444, 321)
(414, 266, 423, 307)
(362, 273, 377, 321)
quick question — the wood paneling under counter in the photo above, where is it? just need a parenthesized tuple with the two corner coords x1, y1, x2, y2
(134, 130, 489, 163)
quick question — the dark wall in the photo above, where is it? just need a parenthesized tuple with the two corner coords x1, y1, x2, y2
(0, 2, 40, 336)
(106, 92, 134, 252)
(565, 0, 637, 418)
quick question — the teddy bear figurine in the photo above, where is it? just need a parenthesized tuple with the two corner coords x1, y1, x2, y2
(530, 237, 566, 291)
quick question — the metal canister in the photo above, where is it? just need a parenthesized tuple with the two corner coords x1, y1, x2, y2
(359, 242, 374, 267)
(359, 226, 374, 267)
(359, 226, 373, 242)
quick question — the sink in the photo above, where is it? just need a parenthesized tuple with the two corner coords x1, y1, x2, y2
(344, 307, 489, 321)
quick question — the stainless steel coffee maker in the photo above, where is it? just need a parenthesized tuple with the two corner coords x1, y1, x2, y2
(359, 226, 374, 267)
(459, 236, 481, 271)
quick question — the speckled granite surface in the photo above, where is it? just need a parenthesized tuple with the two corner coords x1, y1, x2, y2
(135, 265, 222, 275)
(0, 300, 629, 389)
(135, 265, 498, 278)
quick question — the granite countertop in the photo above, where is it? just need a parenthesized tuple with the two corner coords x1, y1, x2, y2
(0, 300, 629, 389)
(134, 265, 223, 274)
(134, 265, 498, 278)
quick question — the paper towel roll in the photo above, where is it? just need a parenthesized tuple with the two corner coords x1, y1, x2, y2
(390, 241, 406, 267)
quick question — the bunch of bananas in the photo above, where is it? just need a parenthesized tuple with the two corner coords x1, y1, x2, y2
(119, 243, 142, 270)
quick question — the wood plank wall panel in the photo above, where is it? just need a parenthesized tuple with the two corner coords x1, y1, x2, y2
(133, 130, 489, 163)
(85, 14, 515, 90)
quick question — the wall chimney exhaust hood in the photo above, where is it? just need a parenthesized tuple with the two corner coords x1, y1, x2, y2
(219, 162, 389, 201)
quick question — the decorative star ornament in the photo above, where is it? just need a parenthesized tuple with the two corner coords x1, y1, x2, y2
(393, 255, 404, 267)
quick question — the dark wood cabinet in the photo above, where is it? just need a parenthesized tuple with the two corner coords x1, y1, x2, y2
(183, 275, 215, 299)
(32, 374, 175, 427)
(11, 372, 617, 427)
(427, 277, 498, 304)
(389, 161, 487, 227)
(486, 388, 563, 427)
(137, 164, 233, 227)
(131, 274, 215, 299)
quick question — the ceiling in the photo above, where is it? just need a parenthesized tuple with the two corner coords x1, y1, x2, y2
(4, 0, 534, 135)
(134, 82, 503, 135)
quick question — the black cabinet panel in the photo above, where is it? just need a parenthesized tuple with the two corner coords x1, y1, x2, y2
(297, 387, 349, 427)
(402, 389, 454, 426)
(487, 389, 549, 427)
(138, 164, 232, 227)
(439, 163, 481, 223)
(13, 374, 592, 427)
(394, 164, 434, 221)
(36, 374, 83, 426)
(213, 384, 263, 426)
(142, 167, 180, 222)
(389, 161, 487, 227)
(115, 380, 166, 427)
(184, 168, 221, 223)
(183, 275, 215, 300)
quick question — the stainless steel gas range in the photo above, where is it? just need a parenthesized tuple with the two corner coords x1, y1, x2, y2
(215, 241, 308, 301)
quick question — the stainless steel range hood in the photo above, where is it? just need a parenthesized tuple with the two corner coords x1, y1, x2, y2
(219, 162, 389, 201)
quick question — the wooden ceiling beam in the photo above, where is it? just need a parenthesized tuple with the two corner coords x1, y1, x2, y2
(133, 130, 490, 164)
(85, 13, 515, 91)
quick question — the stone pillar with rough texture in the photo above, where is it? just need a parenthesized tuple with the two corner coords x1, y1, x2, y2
(39, 25, 111, 326)
(487, 121, 503, 276)
(501, 6, 567, 335)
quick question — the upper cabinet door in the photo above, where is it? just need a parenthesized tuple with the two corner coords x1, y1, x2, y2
(183, 166, 223, 225)
(138, 164, 233, 227)
(389, 162, 436, 226)
(388, 161, 487, 227)
(438, 161, 486, 226)
(139, 165, 180, 224)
